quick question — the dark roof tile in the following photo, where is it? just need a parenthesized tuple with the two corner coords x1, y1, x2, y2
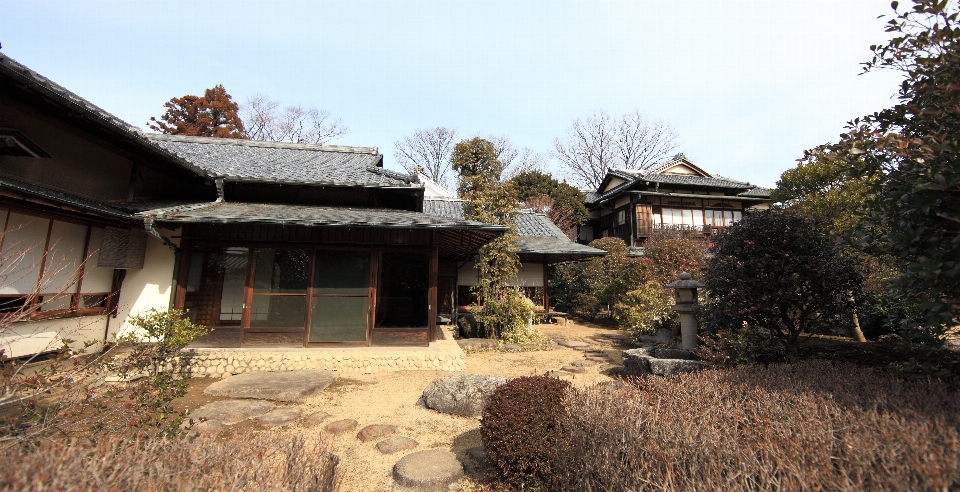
(146, 134, 414, 188)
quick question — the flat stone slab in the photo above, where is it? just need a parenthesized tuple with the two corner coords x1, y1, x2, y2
(420, 374, 508, 417)
(570, 360, 596, 367)
(502, 343, 523, 352)
(561, 365, 586, 373)
(457, 338, 498, 350)
(377, 436, 419, 454)
(258, 407, 301, 427)
(203, 369, 337, 402)
(302, 410, 331, 427)
(325, 419, 359, 434)
(192, 399, 276, 425)
(192, 420, 223, 435)
(393, 450, 464, 491)
(357, 424, 397, 442)
(556, 340, 590, 348)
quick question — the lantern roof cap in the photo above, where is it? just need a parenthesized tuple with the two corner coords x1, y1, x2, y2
(665, 272, 706, 289)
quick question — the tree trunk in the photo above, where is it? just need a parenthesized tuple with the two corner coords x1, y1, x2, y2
(850, 308, 867, 342)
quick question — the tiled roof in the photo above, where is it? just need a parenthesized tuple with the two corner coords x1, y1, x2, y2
(421, 200, 554, 237)
(0, 54, 208, 177)
(740, 186, 773, 198)
(146, 134, 415, 188)
(422, 199, 606, 261)
(0, 175, 134, 221)
(142, 201, 506, 231)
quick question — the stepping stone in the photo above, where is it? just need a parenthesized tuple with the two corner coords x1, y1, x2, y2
(203, 369, 338, 402)
(325, 419, 358, 434)
(377, 436, 419, 454)
(192, 399, 276, 425)
(556, 340, 590, 348)
(357, 424, 397, 442)
(302, 410, 331, 427)
(560, 365, 586, 373)
(393, 450, 464, 491)
(570, 360, 596, 367)
(258, 407, 301, 427)
(502, 343, 523, 352)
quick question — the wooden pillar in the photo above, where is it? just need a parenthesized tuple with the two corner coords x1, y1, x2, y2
(173, 241, 190, 310)
(542, 261, 549, 311)
(428, 231, 439, 342)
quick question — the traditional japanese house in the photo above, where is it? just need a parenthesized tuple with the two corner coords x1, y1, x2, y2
(580, 153, 773, 249)
(0, 53, 505, 360)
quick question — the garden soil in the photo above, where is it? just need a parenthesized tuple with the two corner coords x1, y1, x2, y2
(172, 320, 630, 491)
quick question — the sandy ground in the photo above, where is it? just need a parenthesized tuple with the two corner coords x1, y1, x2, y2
(174, 320, 630, 492)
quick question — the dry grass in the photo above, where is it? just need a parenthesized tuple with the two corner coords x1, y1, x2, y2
(0, 431, 340, 492)
(552, 360, 960, 491)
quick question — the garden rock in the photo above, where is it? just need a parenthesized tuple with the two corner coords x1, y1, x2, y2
(377, 436, 419, 454)
(561, 365, 586, 374)
(192, 399, 276, 425)
(655, 348, 695, 360)
(465, 446, 487, 461)
(420, 374, 508, 417)
(393, 449, 464, 491)
(203, 369, 337, 402)
(258, 407, 301, 427)
(649, 358, 703, 375)
(502, 343, 523, 352)
(570, 360, 596, 367)
(621, 349, 652, 376)
(357, 424, 397, 442)
(325, 419, 359, 434)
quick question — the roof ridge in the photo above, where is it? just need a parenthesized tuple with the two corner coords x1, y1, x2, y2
(145, 133, 379, 155)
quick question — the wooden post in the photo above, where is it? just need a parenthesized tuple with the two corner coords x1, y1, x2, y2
(541, 261, 549, 312)
(428, 231, 439, 343)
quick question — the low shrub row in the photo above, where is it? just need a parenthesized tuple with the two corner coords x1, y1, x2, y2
(0, 432, 340, 491)
(481, 362, 960, 491)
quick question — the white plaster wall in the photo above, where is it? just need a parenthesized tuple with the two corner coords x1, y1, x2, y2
(108, 228, 180, 340)
(1, 315, 108, 358)
(457, 261, 543, 287)
(509, 263, 544, 287)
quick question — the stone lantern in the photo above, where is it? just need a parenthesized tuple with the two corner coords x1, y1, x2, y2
(665, 272, 706, 350)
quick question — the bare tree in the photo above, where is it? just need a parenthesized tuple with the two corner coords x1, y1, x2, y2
(554, 109, 679, 189)
(617, 110, 679, 170)
(393, 127, 458, 190)
(241, 94, 348, 145)
(488, 135, 549, 179)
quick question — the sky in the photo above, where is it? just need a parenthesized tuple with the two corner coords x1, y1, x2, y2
(3, 0, 906, 189)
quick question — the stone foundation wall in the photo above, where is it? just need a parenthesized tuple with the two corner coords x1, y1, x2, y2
(181, 335, 466, 377)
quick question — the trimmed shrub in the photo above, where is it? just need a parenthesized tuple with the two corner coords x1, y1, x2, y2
(552, 361, 960, 491)
(0, 431, 340, 491)
(613, 280, 674, 335)
(480, 375, 571, 487)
